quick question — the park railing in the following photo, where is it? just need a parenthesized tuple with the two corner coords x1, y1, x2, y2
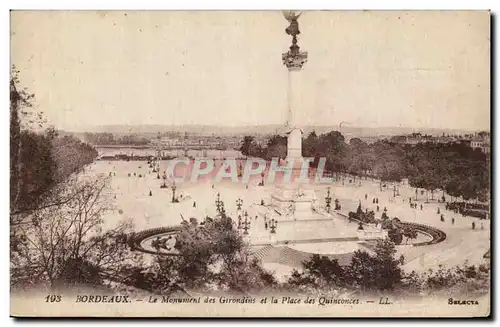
(336, 210, 447, 246)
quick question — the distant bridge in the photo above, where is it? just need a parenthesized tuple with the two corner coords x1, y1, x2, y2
(94, 144, 235, 150)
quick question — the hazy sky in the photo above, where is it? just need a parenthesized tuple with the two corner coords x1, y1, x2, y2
(11, 11, 490, 131)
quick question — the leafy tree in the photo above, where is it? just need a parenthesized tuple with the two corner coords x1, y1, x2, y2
(302, 131, 319, 160)
(151, 210, 276, 294)
(265, 135, 287, 160)
(288, 254, 346, 292)
(240, 136, 255, 156)
(387, 227, 403, 245)
(345, 250, 377, 291)
(371, 239, 403, 290)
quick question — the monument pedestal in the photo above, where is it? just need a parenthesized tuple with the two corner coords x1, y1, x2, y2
(286, 128, 303, 160)
(270, 183, 331, 222)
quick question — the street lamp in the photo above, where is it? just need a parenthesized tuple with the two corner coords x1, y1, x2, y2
(171, 181, 177, 203)
(219, 202, 226, 218)
(242, 211, 251, 235)
(237, 214, 242, 230)
(236, 198, 243, 211)
(325, 187, 332, 212)
(269, 218, 278, 234)
(215, 193, 222, 214)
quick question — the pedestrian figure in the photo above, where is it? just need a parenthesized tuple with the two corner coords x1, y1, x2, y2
(437, 208, 440, 214)
(114, 195, 116, 199)
(149, 190, 152, 196)
(134, 173, 136, 176)
(261, 199, 265, 206)
(365, 194, 367, 200)
(265, 222, 268, 230)
(376, 198, 379, 204)
(420, 204, 423, 210)
(377, 205, 380, 212)
(193, 201, 196, 208)
(452, 217, 455, 225)
(212, 184, 214, 189)
(472, 222, 476, 230)
(373, 198, 375, 204)
(440, 214, 444, 222)
(255, 215, 258, 220)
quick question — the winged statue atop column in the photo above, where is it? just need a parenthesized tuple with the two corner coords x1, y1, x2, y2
(282, 11, 308, 69)
(283, 11, 302, 38)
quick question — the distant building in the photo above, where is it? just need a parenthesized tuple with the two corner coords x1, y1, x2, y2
(470, 131, 490, 154)
(471, 140, 490, 154)
(389, 131, 490, 154)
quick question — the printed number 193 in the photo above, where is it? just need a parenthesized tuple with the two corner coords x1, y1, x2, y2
(45, 295, 61, 303)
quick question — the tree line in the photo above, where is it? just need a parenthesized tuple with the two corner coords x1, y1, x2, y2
(10, 70, 98, 216)
(84, 132, 151, 146)
(240, 131, 490, 204)
(10, 69, 130, 291)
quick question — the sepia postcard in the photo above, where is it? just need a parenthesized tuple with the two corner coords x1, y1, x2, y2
(10, 10, 491, 318)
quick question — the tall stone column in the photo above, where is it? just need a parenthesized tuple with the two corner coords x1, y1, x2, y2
(270, 12, 326, 222)
(282, 12, 308, 163)
(285, 68, 304, 160)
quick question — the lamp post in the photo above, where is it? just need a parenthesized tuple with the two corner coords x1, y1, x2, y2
(242, 211, 251, 235)
(269, 218, 278, 234)
(219, 202, 226, 218)
(236, 198, 243, 211)
(171, 181, 177, 203)
(215, 193, 222, 215)
(325, 187, 332, 212)
(237, 214, 242, 230)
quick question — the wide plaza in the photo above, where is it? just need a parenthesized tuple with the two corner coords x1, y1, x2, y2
(88, 157, 490, 279)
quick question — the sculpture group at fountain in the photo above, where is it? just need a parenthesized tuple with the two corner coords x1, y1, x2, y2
(151, 235, 176, 253)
